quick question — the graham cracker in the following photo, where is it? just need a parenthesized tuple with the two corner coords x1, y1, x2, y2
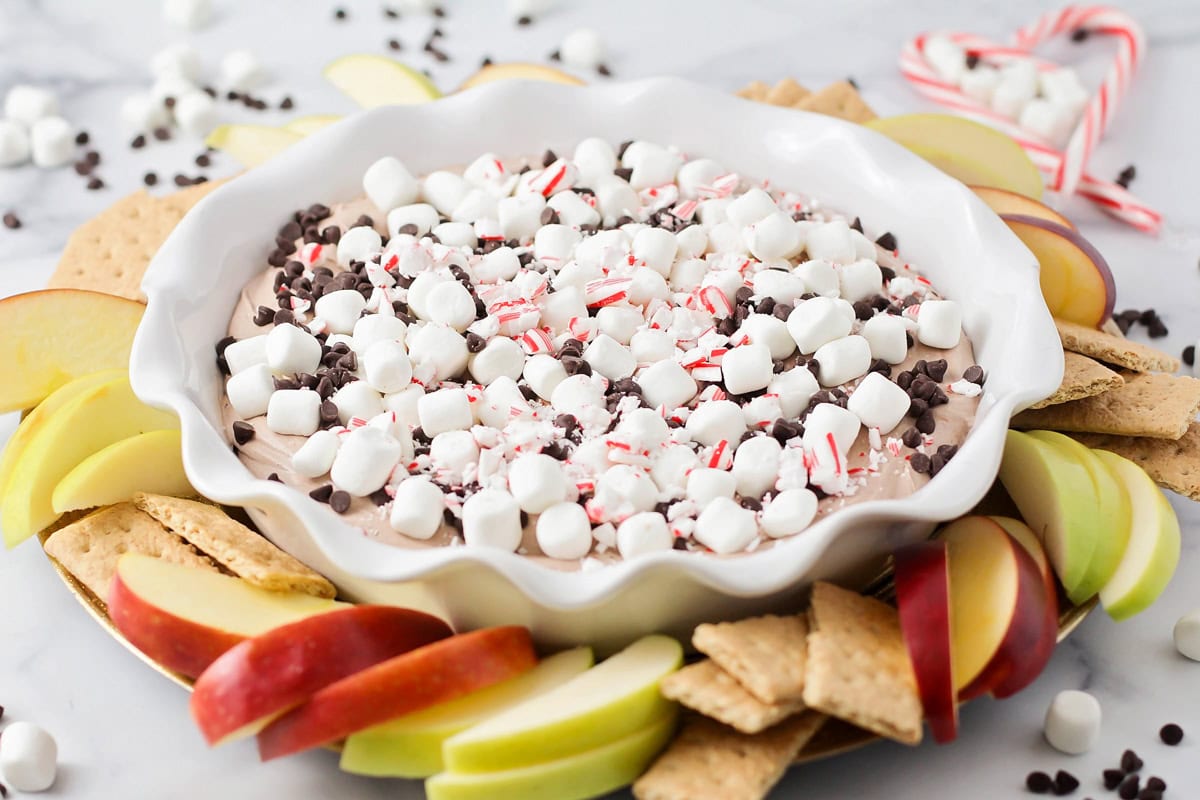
(736, 81, 770, 102)
(1013, 372, 1200, 440)
(1029, 351, 1125, 409)
(132, 492, 335, 598)
(796, 80, 878, 123)
(42, 503, 218, 602)
(1055, 318, 1180, 373)
(48, 180, 225, 302)
(692, 614, 809, 705)
(660, 660, 807, 735)
(632, 712, 825, 800)
(1073, 423, 1200, 501)
(801, 582, 923, 745)
(764, 78, 811, 107)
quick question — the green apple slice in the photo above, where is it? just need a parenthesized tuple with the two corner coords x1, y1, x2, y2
(323, 55, 442, 109)
(997, 430, 1100, 604)
(282, 114, 342, 136)
(205, 124, 303, 167)
(340, 647, 595, 778)
(426, 711, 676, 800)
(443, 634, 682, 774)
(52, 429, 192, 513)
(459, 63, 585, 91)
(1091, 450, 1181, 620)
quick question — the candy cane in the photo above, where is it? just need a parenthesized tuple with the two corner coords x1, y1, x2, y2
(899, 6, 1160, 233)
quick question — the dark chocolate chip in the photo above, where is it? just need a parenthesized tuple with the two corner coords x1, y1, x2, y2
(1115, 164, 1136, 188)
(849, 216, 863, 233)
(280, 96, 295, 110)
(916, 409, 936, 435)
(2, 212, 20, 230)
(548, 49, 561, 61)
(613, 166, 633, 182)
(1071, 27, 1090, 42)
(334, 7, 347, 19)
(597, 64, 612, 77)
(232, 421, 255, 445)
(309, 484, 334, 503)
(131, 134, 146, 148)
(1026, 771, 1054, 793)
(770, 419, 801, 444)
(86, 177, 105, 190)
(1104, 770, 1126, 790)
(215, 335, 237, 355)
(516, 13, 532, 25)
(963, 364, 985, 385)
(909, 452, 932, 474)
(85, 150, 100, 166)
(1183, 345, 1195, 367)
(908, 397, 929, 418)
(901, 427, 923, 448)
(1121, 749, 1143, 773)
(152, 126, 171, 141)
(965, 52, 981, 69)
(1145, 777, 1166, 792)
(75, 130, 89, 145)
(1119, 775, 1140, 799)
(772, 303, 793, 321)
(143, 171, 158, 186)
(1053, 770, 1079, 795)
(329, 490, 351, 514)
(924, 359, 948, 382)
(466, 332, 487, 353)
(1159, 723, 1183, 745)
(369, 488, 392, 506)
(319, 400, 339, 424)
(73, 159, 93, 176)
(383, 6, 398, 18)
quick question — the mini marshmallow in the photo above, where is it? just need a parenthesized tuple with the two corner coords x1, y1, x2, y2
(407, 272, 449, 320)
(315, 289, 368, 335)
(450, 188, 498, 224)
(432, 221, 477, 249)
(769, 366, 819, 419)
(787, 296, 853, 354)
(332, 381, 385, 425)
(804, 220, 857, 264)
(418, 387, 473, 436)
(226, 364, 275, 418)
(628, 269, 669, 311)
(163, 0, 211, 29)
(802, 402, 861, 454)
(548, 190, 601, 228)
(761, 488, 818, 538)
(496, 193, 546, 242)
(479, 376, 526, 428)
(632, 226, 678, 276)
(559, 28, 606, 71)
(917, 300, 962, 349)
(363, 156, 420, 213)
(838, 258, 883, 303)
(1174, 609, 1200, 661)
(421, 170, 470, 216)
(508, 452, 570, 513)
(475, 246, 521, 284)
(725, 187, 776, 227)
(685, 400, 745, 447)
(733, 435, 782, 498)
(267, 389, 321, 436)
(814, 334, 872, 387)
(960, 64, 1001, 105)
(706, 222, 748, 256)
(387, 203, 440, 238)
(4, 85, 58, 127)
(1040, 67, 1088, 105)
(992, 60, 1038, 119)
(537, 502, 593, 560)
(523, 353, 568, 400)
(330, 425, 402, 496)
(861, 313, 909, 364)
(266, 323, 321, 375)
(533, 224, 582, 266)
(223, 335, 268, 375)
(593, 175, 641, 221)
(737, 314, 795, 361)
(794, 258, 839, 297)
(675, 225, 708, 260)
(390, 476, 445, 540)
(220, 49, 267, 91)
(1019, 98, 1074, 147)
(174, 90, 218, 137)
(363, 339, 413, 394)
(616, 512, 674, 559)
(120, 92, 172, 133)
(29, 117, 74, 168)
(336, 225, 383, 267)
(848, 371, 910, 432)
(651, 444, 701, 493)
(0, 120, 31, 167)
(151, 43, 202, 81)
(583, 334, 636, 380)
(469, 336, 525, 386)
(1043, 690, 1102, 755)
(0, 721, 57, 792)
(669, 257, 709, 292)
(686, 468, 737, 508)
(742, 393, 783, 430)
(594, 464, 658, 517)
(429, 430, 480, 477)
(617, 408, 671, 450)
(462, 488, 523, 551)
(701, 269, 746, 306)
(630, 329, 676, 363)
(353, 313, 407, 352)
(384, 384, 424, 429)
(721, 343, 773, 395)
(676, 158, 726, 199)
(572, 137, 618, 182)
(639, 359, 697, 410)
(426, 280, 477, 332)
(291, 429, 341, 478)
(408, 322, 469, 381)
(595, 306, 643, 345)
(753, 268, 807, 305)
(151, 72, 196, 105)
(746, 212, 802, 261)
(626, 143, 682, 190)
(694, 496, 757, 554)
(923, 34, 966, 83)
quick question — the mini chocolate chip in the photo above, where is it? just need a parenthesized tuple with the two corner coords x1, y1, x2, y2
(319, 401, 339, 424)
(908, 397, 929, 418)
(1119, 775, 1140, 799)
(613, 166, 633, 181)
(0, 781, 8, 798)
(280, 96, 295, 110)
(1183, 345, 1196, 366)
(465, 332, 487, 353)
(542, 441, 569, 460)
(86, 177, 105, 190)
(383, 6, 398, 18)
(75, 130, 89, 145)
(1145, 777, 1166, 792)
(334, 7, 347, 19)
(73, 160, 93, 176)
(131, 134, 146, 148)
(2, 212, 20, 230)
(1115, 164, 1136, 189)
(329, 490, 351, 513)
(540, 206, 560, 225)
(273, 376, 300, 391)
(232, 421, 255, 445)
(596, 63, 613, 77)
(1159, 723, 1183, 745)
(1026, 771, 1054, 793)
(902, 427, 923, 448)
(1071, 27, 1090, 42)
(916, 409, 936, 435)
(896, 371, 914, 391)
(963, 364, 985, 385)
(215, 335, 237, 355)
(368, 488, 392, 507)
(153, 126, 171, 141)
(1104, 770, 1126, 790)
(195, 153, 212, 168)
(1053, 770, 1079, 795)
(906, 332, 915, 348)
(548, 48, 561, 61)
(909, 452, 932, 474)
(84, 150, 100, 166)
(1121, 749, 1144, 773)
(143, 170, 160, 186)
(1137, 789, 1163, 800)
(770, 419, 801, 444)
(852, 300, 874, 321)
(309, 484, 334, 503)
(480, 55, 493, 66)
(772, 303, 793, 321)
(868, 358, 890, 376)
(925, 359, 948, 382)
(274, 308, 295, 326)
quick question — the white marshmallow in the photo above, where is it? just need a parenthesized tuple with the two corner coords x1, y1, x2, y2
(390, 476, 445, 540)
(548, 190, 601, 229)
(794, 258, 839, 297)
(462, 488, 523, 551)
(787, 297, 853, 354)
(450, 188, 498, 224)
(316, 289, 368, 334)
(639, 359, 697, 410)
(721, 343, 773, 395)
(746, 212, 802, 261)
(537, 502, 593, 560)
(151, 43, 202, 81)
(407, 273, 449, 320)
(814, 334, 872, 387)
(917, 300, 962, 349)
(533, 224, 582, 266)
(617, 407, 671, 449)
(1174, 609, 1200, 660)
(685, 400, 746, 447)
(523, 353, 568, 400)
(479, 376, 527, 429)
(475, 246, 521, 284)
(291, 429, 341, 478)
(426, 280, 477, 332)
(737, 314, 795, 361)
(220, 49, 267, 91)
(332, 381, 385, 425)
(862, 314, 909, 364)
(761, 488, 818, 538)
(353, 313, 407, 352)
(594, 465, 658, 517)
(625, 267, 671, 306)
(1043, 690, 1102, 755)
(0, 120, 31, 167)
(0, 721, 57, 792)
(226, 364, 275, 418)
(596, 306, 644, 345)
(432, 221, 477, 249)
(733, 436, 782, 498)
(630, 329, 676, 364)
(151, 72, 196, 106)
(923, 34, 966, 83)
(266, 324, 321, 375)
(508, 453, 570, 513)
(429, 430, 479, 478)
(364, 157, 420, 213)
(686, 468, 737, 508)
(421, 170, 470, 216)
(675, 225, 708, 259)
(387, 203, 440, 238)
(363, 339, 413, 394)
(694, 496, 757, 554)
(174, 90, 218, 137)
(838, 258, 883, 303)
(267, 389, 321, 436)
(669, 257, 708, 292)
(559, 28, 606, 71)
(805, 220, 857, 264)
(803, 402, 861, 454)
(418, 387, 473, 436)
(651, 444, 701, 493)
(848, 372, 910, 432)
(701, 269, 746, 306)
(383, 384, 424, 429)
(593, 175, 640, 220)
(572, 137, 618, 182)
(696, 198, 731, 226)
(769, 366, 819, 419)
(583, 334, 636, 380)
(493, 193, 543, 242)
(120, 92, 172, 134)
(632, 227, 678, 276)
(676, 158, 726, 199)
(706, 224, 745, 255)
(1019, 98, 1074, 147)
(992, 61, 1039, 119)
(336, 226, 383, 267)
(960, 64, 1001, 105)
(330, 425, 402, 496)
(462, 152, 514, 194)
(627, 144, 682, 190)
(469, 336, 525, 385)
(725, 187, 777, 227)
(29, 117, 74, 168)
(616, 512, 673, 558)
(223, 335, 268, 375)
(752, 269, 807, 305)
(1040, 67, 1087, 105)
(407, 322, 469, 381)
(163, 0, 211, 29)
(742, 393, 783, 429)
(4, 85, 58, 127)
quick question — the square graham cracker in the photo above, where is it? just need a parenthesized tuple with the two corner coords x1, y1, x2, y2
(1055, 318, 1180, 373)
(692, 614, 809, 705)
(1013, 372, 1200, 440)
(1073, 422, 1200, 500)
(660, 660, 807, 735)
(1029, 352, 1124, 409)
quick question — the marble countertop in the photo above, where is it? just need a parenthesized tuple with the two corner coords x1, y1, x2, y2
(2, 0, 1199, 797)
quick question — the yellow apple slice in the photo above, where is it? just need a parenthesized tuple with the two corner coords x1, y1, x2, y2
(970, 186, 1075, 229)
(1002, 215, 1115, 328)
(459, 63, 585, 91)
(51, 429, 192, 513)
(443, 634, 682, 774)
(866, 114, 1044, 199)
(341, 646, 595, 778)
(282, 114, 342, 136)
(204, 124, 303, 167)
(0, 289, 145, 414)
(426, 711, 676, 800)
(324, 55, 442, 109)
(0, 373, 179, 547)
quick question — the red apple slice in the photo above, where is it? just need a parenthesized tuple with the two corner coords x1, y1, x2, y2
(971, 186, 1075, 229)
(1001, 215, 1115, 328)
(191, 605, 453, 746)
(894, 540, 957, 743)
(257, 626, 537, 761)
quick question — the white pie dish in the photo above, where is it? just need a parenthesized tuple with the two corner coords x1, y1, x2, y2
(131, 77, 1062, 652)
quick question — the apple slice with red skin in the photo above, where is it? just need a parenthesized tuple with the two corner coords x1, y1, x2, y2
(1001, 215, 1115, 328)
(192, 605, 453, 746)
(257, 626, 537, 761)
(971, 186, 1075, 229)
(988, 516, 1060, 699)
(894, 540, 957, 743)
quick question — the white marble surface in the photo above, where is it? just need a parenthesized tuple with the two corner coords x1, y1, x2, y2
(2, 0, 1200, 797)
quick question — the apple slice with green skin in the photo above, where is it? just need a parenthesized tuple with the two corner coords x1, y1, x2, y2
(191, 605, 452, 746)
(970, 186, 1075, 229)
(1, 373, 179, 547)
(1001, 215, 1115, 327)
(109, 554, 347, 679)
(893, 540, 957, 743)
(459, 63, 585, 91)
(998, 430, 1103, 604)
(51, 429, 192, 513)
(1092, 450, 1182, 620)
(257, 626, 537, 761)
(865, 114, 1044, 199)
(0, 289, 144, 414)
(324, 55, 442, 108)
(443, 634, 682, 774)
(204, 124, 303, 167)
(988, 515, 1059, 699)
(341, 647, 594, 778)
(426, 710, 676, 800)
(281, 114, 342, 136)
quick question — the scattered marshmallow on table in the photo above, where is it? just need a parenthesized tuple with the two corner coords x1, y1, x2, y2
(814, 334, 872, 387)
(537, 502, 593, 560)
(220, 49, 267, 92)
(174, 90, 218, 137)
(120, 92, 172, 134)
(151, 43, 202, 81)
(4, 85, 58, 127)
(389, 476, 445, 540)
(559, 28, 606, 71)
(163, 0, 211, 30)
(848, 372, 911, 432)
(1043, 690, 1102, 755)
(364, 156, 419, 213)
(267, 389, 321, 436)
(694, 497, 758, 554)
(760, 488, 819, 538)
(617, 512, 674, 559)
(0, 120, 31, 167)
(462, 488, 523, 551)
(917, 299, 963, 349)
(0, 721, 58, 792)
(508, 453, 570, 513)
(1174, 609, 1200, 661)
(330, 425, 402, 497)
(29, 117, 74, 168)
